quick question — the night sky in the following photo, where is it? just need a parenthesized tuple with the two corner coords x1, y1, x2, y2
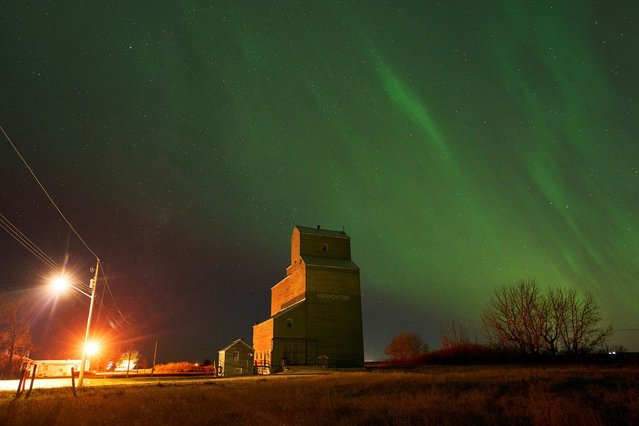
(1, 1, 637, 363)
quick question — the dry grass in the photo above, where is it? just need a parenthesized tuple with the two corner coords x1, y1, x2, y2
(1, 364, 637, 425)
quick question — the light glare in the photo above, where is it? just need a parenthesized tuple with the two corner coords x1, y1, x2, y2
(86, 341, 100, 356)
(51, 275, 70, 293)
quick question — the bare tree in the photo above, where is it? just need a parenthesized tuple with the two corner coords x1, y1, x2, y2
(481, 279, 546, 355)
(541, 287, 565, 356)
(482, 280, 613, 356)
(385, 332, 428, 361)
(0, 292, 35, 378)
(554, 289, 613, 354)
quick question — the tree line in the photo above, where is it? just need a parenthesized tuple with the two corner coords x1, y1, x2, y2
(386, 279, 614, 362)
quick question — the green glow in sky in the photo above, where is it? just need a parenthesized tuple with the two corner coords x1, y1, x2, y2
(1, 1, 637, 360)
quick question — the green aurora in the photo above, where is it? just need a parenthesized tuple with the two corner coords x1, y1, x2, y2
(1, 1, 637, 360)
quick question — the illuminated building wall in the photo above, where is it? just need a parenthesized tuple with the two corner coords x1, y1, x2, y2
(253, 226, 364, 373)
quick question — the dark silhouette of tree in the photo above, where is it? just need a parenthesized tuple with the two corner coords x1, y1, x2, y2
(385, 332, 428, 361)
(0, 292, 34, 378)
(540, 287, 564, 355)
(482, 279, 613, 356)
(440, 320, 471, 350)
(552, 288, 613, 354)
(481, 279, 545, 354)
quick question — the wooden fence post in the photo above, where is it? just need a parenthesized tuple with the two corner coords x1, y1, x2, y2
(25, 364, 37, 398)
(71, 367, 77, 397)
(21, 369, 28, 393)
(15, 369, 26, 398)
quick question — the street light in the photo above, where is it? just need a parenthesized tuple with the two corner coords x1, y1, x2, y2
(50, 275, 71, 293)
(85, 341, 100, 357)
(50, 259, 100, 387)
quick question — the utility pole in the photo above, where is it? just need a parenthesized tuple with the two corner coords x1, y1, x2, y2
(78, 259, 99, 387)
(151, 338, 159, 376)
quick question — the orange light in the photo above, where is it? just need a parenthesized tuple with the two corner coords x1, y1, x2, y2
(86, 341, 100, 356)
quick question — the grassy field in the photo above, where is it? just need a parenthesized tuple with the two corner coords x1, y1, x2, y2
(1, 364, 637, 425)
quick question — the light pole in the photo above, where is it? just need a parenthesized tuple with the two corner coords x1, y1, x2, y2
(78, 259, 99, 387)
(49, 258, 102, 386)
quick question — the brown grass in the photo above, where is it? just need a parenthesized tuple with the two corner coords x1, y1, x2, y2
(153, 361, 216, 374)
(1, 364, 637, 425)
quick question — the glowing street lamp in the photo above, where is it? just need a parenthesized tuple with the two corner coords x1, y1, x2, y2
(50, 274, 71, 293)
(85, 340, 101, 371)
(49, 259, 100, 386)
(85, 341, 100, 357)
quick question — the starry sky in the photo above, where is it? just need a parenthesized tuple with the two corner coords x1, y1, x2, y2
(1, 1, 637, 363)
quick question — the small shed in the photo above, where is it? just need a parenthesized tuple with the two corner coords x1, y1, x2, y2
(218, 338, 254, 377)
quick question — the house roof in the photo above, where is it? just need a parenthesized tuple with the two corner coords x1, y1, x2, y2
(295, 225, 350, 239)
(219, 338, 254, 352)
(301, 255, 359, 270)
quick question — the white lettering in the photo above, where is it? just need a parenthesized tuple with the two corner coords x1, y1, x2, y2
(317, 293, 350, 301)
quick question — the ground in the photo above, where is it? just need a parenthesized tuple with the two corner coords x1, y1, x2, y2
(1, 365, 637, 425)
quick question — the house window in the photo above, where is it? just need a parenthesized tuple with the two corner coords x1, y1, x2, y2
(235, 368, 243, 374)
(233, 351, 239, 361)
(322, 243, 328, 252)
(287, 318, 293, 328)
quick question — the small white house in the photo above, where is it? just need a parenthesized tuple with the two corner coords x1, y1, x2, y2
(218, 339, 254, 377)
(32, 360, 87, 377)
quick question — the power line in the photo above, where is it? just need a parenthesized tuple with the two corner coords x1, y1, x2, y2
(0, 212, 59, 270)
(1, 128, 134, 351)
(0, 212, 88, 289)
(1, 126, 99, 260)
(99, 266, 133, 326)
(2, 126, 110, 307)
(95, 293, 127, 330)
(1, 126, 96, 292)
